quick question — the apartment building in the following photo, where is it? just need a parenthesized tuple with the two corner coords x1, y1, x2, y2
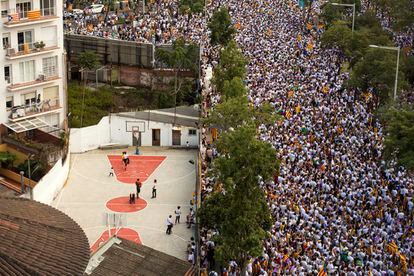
(0, 0, 65, 134)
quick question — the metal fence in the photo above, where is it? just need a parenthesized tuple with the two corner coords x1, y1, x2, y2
(64, 34, 200, 69)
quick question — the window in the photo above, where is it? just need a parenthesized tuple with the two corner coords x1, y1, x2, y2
(21, 91, 36, 106)
(17, 30, 33, 51)
(16, 1, 32, 19)
(40, 0, 55, 16)
(43, 85, 59, 105)
(41, 26, 57, 46)
(4, 65, 11, 84)
(188, 129, 197, 135)
(1, 10, 7, 18)
(6, 96, 13, 109)
(2, 33, 10, 49)
(19, 60, 35, 82)
(42, 56, 57, 78)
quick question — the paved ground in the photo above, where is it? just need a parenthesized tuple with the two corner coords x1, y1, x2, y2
(52, 147, 196, 260)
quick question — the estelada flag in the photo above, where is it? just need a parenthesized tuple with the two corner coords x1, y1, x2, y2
(318, 266, 327, 276)
(234, 22, 241, 29)
(387, 241, 398, 254)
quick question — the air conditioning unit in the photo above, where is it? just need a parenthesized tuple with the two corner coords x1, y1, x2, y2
(38, 74, 46, 81)
(6, 48, 15, 56)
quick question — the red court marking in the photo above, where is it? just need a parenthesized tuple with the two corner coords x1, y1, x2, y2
(90, 227, 141, 253)
(108, 155, 166, 183)
(106, 196, 147, 213)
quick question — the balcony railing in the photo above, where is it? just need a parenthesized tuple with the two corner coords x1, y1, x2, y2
(5, 40, 58, 59)
(10, 98, 61, 121)
(7, 75, 60, 92)
(4, 8, 57, 27)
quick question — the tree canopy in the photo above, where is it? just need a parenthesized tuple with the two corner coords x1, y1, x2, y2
(382, 107, 414, 170)
(208, 7, 236, 46)
(78, 50, 100, 70)
(199, 35, 279, 273)
(179, 0, 204, 14)
(155, 38, 199, 74)
(213, 40, 247, 92)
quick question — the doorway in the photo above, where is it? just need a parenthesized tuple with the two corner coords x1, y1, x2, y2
(132, 131, 141, 146)
(152, 129, 160, 146)
(172, 130, 181, 146)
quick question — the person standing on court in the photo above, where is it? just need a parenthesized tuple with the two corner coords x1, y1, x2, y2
(175, 206, 181, 224)
(166, 215, 173, 235)
(135, 178, 142, 198)
(151, 179, 157, 198)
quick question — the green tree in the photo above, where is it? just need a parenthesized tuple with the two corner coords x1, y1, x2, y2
(204, 95, 250, 131)
(77, 50, 100, 71)
(209, 125, 278, 273)
(179, 0, 204, 14)
(402, 55, 414, 86)
(382, 107, 414, 170)
(389, 0, 414, 31)
(321, 0, 361, 27)
(77, 50, 100, 127)
(321, 21, 353, 52)
(213, 41, 247, 92)
(222, 77, 247, 100)
(348, 48, 406, 103)
(208, 7, 236, 46)
(156, 38, 199, 123)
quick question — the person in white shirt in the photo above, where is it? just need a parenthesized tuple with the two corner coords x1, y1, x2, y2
(166, 215, 173, 235)
(175, 206, 181, 224)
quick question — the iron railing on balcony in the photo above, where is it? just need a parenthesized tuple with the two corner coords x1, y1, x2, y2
(10, 98, 60, 119)
(6, 8, 56, 22)
(5, 40, 58, 57)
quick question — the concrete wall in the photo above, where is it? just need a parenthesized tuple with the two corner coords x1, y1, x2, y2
(69, 114, 199, 152)
(32, 151, 70, 204)
(109, 115, 198, 147)
(69, 116, 110, 153)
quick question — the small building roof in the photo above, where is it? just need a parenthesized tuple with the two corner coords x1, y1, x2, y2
(86, 237, 194, 276)
(117, 105, 200, 128)
(0, 197, 90, 275)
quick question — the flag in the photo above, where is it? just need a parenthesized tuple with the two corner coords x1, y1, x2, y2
(318, 264, 327, 276)
(387, 241, 398, 254)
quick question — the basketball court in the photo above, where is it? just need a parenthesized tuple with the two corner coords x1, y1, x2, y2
(52, 147, 197, 260)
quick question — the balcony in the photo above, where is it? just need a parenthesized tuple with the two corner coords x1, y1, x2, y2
(7, 75, 60, 92)
(3, 8, 58, 28)
(5, 40, 59, 60)
(9, 98, 61, 122)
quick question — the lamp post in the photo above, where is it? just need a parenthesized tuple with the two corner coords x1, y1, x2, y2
(331, 2, 356, 34)
(27, 154, 34, 200)
(369, 44, 400, 101)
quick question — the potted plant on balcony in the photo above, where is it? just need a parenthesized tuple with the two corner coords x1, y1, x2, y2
(34, 41, 45, 51)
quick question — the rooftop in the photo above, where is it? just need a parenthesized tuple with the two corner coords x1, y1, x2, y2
(86, 237, 194, 276)
(118, 105, 200, 127)
(0, 197, 90, 275)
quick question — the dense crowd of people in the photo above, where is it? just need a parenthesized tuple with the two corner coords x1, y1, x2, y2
(67, 0, 414, 273)
(200, 0, 414, 274)
(64, 0, 206, 44)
